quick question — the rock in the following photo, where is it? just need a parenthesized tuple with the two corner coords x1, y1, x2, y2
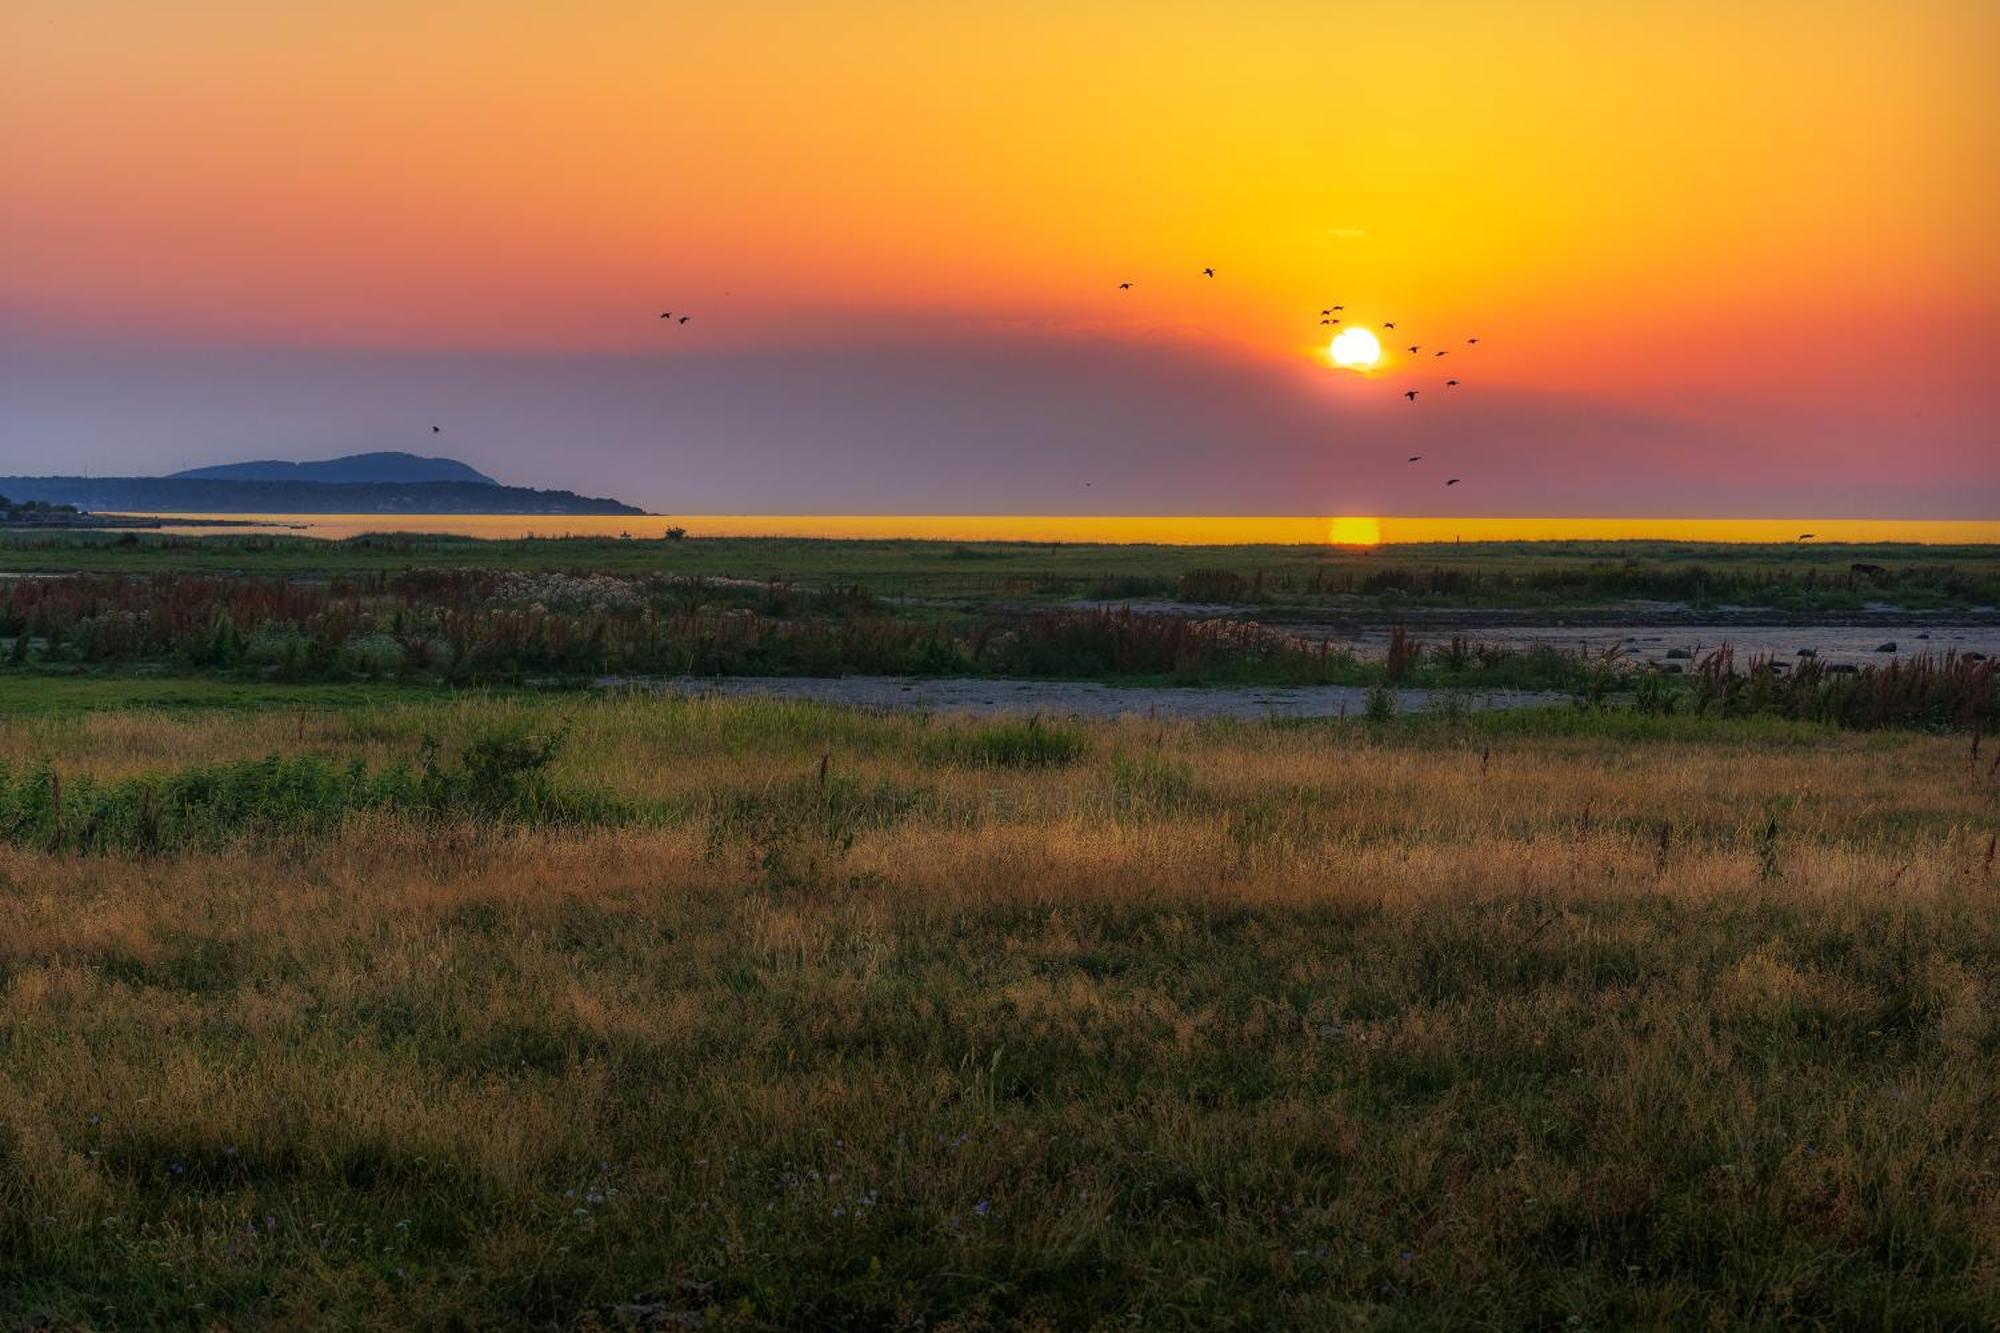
(1874, 642, 1897, 653)
(1916, 632, 1930, 639)
(1664, 647, 1692, 660)
(1796, 648, 1817, 658)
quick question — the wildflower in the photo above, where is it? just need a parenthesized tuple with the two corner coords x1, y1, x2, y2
(973, 1199, 991, 1217)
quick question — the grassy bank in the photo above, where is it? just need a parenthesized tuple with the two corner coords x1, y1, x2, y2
(1, 695, 1995, 1327)
(4, 531, 1997, 611)
(4, 571, 1995, 728)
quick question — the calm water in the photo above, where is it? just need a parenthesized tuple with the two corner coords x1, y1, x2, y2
(113, 514, 2000, 545)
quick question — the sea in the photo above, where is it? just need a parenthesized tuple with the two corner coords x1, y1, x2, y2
(105, 515, 2000, 545)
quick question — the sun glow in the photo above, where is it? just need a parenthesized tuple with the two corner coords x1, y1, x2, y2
(1327, 516, 1383, 545)
(1329, 327, 1382, 369)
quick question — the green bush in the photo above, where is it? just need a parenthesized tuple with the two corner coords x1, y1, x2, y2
(0, 728, 619, 854)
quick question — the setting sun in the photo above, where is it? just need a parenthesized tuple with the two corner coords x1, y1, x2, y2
(1330, 327, 1382, 369)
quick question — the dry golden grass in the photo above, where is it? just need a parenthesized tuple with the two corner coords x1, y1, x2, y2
(0, 696, 1995, 1328)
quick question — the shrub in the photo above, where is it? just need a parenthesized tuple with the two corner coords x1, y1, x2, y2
(1175, 568, 1250, 602)
(0, 728, 616, 854)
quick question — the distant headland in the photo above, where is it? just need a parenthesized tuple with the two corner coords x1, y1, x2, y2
(0, 452, 646, 516)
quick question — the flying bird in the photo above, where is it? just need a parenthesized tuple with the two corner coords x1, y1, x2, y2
(1797, 533, 1816, 541)
(1406, 345, 1420, 354)
(678, 315, 690, 324)
(1434, 350, 1447, 357)
(1201, 267, 1215, 277)
(1384, 322, 1396, 329)
(1446, 378, 1460, 387)
(1407, 455, 1422, 462)
(1404, 390, 1419, 401)
(1466, 337, 1480, 344)
(1117, 282, 1132, 290)
(431, 425, 441, 434)
(1446, 478, 1461, 486)
(659, 311, 672, 319)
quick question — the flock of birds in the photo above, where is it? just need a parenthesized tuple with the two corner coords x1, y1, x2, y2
(626, 268, 1488, 493)
(1116, 267, 1487, 490)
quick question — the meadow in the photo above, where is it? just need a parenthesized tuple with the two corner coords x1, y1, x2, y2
(1, 692, 1996, 1328)
(5, 530, 1999, 611)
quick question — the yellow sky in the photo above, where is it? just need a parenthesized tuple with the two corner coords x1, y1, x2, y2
(7, 2, 1993, 362)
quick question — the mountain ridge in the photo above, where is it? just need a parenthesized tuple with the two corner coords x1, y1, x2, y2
(0, 476, 646, 516)
(169, 451, 497, 485)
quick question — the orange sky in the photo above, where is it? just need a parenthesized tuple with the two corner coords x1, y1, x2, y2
(2, 1, 1995, 518)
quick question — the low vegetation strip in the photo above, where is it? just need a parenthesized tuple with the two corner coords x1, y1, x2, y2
(0, 698, 1992, 1326)
(3, 571, 1997, 729)
(0, 729, 621, 854)
(4, 530, 1997, 615)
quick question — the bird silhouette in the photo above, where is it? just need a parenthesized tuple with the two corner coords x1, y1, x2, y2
(1201, 267, 1215, 278)
(1384, 322, 1396, 329)
(1333, 305, 1344, 311)
(1466, 337, 1480, 344)
(1434, 350, 1447, 357)
(1446, 378, 1460, 387)
(678, 315, 690, 324)
(1406, 345, 1420, 354)
(1319, 319, 1333, 325)
(1404, 390, 1419, 401)
(659, 311, 672, 319)
(1446, 478, 1461, 486)
(1797, 533, 1816, 541)
(1407, 455, 1422, 462)
(1117, 282, 1132, 290)
(431, 426, 441, 434)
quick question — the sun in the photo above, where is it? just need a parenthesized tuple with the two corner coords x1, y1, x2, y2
(1329, 326, 1381, 369)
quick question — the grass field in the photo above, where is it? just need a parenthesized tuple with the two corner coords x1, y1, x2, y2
(5, 531, 1998, 611)
(1, 692, 1995, 1327)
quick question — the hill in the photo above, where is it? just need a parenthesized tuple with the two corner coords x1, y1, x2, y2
(169, 451, 498, 485)
(0, 477, 645, 515)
